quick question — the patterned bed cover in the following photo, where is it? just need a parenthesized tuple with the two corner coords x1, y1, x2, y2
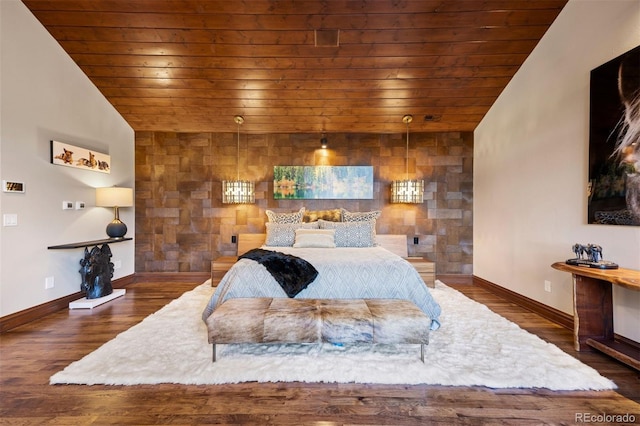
(202, 246, 441, 330)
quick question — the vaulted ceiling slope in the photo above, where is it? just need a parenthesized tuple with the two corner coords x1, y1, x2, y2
(22, 0, 567, 134)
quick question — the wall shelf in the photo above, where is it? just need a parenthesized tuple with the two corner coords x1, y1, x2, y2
(48, 237, 132, 250)
(48, 237, 132, 309)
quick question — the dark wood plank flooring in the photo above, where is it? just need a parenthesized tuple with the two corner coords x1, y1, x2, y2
(1, 279, 638, 425)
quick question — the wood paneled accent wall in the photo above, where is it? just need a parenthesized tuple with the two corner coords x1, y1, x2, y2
(135, 131, 473, 274)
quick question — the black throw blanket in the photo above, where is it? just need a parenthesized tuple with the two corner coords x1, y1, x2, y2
(239, 248, 319, 297)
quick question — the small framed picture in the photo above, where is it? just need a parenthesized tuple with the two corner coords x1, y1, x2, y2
(2, 180, 25, 193)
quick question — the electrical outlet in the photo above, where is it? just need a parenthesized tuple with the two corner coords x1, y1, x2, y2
(544, 280, 552, 293)
(45, 276, 54, 289)
(413, 237, 419, 244)
(75, 201, 85, 210)
(113, 260, 122, 269)
(231, 235, 237, 244)
(62, 201, 73, 210)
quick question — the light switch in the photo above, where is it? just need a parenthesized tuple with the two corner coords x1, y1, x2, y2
(3, 214, 18, 226)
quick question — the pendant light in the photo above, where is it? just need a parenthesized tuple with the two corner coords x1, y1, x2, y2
(390, 114, 424, 203)
(222, 115, 255, 204)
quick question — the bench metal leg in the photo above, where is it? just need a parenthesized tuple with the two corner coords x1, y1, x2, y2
(212, 344, 216, 362)
(420, 344, 425, 363)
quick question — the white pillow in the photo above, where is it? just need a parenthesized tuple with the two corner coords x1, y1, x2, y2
(265, 207, 305, 223)
(318, 219, 376, 247)
(265, 221, 319, 246)
(293, 229, 336, 248)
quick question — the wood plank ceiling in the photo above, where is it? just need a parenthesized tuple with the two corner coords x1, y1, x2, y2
(22, 0, 567, 134)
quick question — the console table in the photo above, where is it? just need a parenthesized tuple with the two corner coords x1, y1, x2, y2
(48, 237, 132, 308)
(48, 237, 132, 250)
(551, 262, 640, 370)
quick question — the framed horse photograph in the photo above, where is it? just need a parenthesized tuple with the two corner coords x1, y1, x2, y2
(587, 45, 640, 226)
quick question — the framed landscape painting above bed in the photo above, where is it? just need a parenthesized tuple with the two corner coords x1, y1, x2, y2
(273, 166, 374, 200)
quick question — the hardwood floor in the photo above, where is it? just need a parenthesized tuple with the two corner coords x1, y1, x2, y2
(1, 278, 638, 425)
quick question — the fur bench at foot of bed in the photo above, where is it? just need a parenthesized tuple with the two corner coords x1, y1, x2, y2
(205, 298, 431, 363)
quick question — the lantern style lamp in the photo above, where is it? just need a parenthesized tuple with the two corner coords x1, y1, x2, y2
(96, 186, 134, 238)
(222, 115, 255, 204)
(391, 114, 424, 203)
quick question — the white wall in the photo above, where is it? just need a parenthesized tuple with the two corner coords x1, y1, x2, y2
(0, 1, 135, 316)
(475, 0, 640, 341)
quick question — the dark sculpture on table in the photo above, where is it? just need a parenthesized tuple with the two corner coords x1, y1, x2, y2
(567, 243, 618, 269)
(79, 244, 114, 299)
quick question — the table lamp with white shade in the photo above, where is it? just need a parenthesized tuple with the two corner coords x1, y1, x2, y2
(95, 186, 133, 238)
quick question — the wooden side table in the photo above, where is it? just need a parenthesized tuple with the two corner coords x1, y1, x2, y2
(211, 256, 238, 286)
(406, 257, 435, 288)
(551, 262, 640, 371)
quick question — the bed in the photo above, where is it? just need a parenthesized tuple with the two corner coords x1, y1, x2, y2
(202, 210, 442, 330)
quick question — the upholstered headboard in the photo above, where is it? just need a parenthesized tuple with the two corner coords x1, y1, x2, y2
(237, 233, 408, 258)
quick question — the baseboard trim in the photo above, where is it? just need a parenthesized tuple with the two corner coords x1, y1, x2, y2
(436, 274, 473, 285)
(0, 274, 135, 333)
(472, 275, 574, 330)
(134, 272, 210, 282)
(614, 334, 640, 354)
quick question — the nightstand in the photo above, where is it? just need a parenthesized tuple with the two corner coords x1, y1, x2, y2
(211, 256, 238, 286)
(405, 257, 435, 288)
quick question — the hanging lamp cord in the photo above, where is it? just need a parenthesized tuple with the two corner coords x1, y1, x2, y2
(405, 119, 410, 180)
(236, 120, 240, 181)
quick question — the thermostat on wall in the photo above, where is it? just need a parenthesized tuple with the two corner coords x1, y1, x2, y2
(2, 181, 25, 193)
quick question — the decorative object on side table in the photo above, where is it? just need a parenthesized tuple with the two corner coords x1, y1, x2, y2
(566, 243, 618, 269)
(96, 186, 133, 238)
(79, 244, 114, 299)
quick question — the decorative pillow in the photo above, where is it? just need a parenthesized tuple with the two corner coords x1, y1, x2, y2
(318, 219, 376, 247)
(303, 208, 342, 223)
(293, 229, 336, 248)
(265, 207, 305, 224)
(341, 208, 381, 222)
(265, 221, 319, 246)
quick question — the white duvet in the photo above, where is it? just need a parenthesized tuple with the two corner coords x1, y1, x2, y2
(202, 246, 441, 330)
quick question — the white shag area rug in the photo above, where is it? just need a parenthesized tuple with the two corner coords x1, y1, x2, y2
(50, 281, 616, 390)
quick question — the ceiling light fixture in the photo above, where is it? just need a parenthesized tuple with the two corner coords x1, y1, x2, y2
(423, 114, 442, 122)
(315, 29, 340, 47)
(321, 134, 328, 149)
(390, 115, 424, 203)
(222, 115, 255, 204)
